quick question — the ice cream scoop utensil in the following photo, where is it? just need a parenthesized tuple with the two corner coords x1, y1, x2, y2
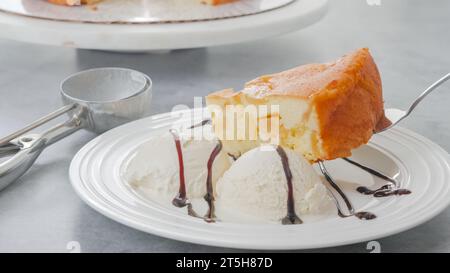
(0, 68, 152, 191)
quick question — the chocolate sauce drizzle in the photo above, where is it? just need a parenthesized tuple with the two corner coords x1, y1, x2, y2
(169, 129, 188, 208)
(227, 153, 239, 161)
(276, 146, 303, 225)
(343, 158, 412, 198)
(354, 212, 377, 220)
(357, 186, 411, 198)
(188, 118, 222, 222)
(188, 119, 211, 129)
(169, 129, 200, 218)
(204, 141, 223, 222)
(343, 158, 396, 183)
(319, 161, 376, 220)
(169, 122, 223, 223)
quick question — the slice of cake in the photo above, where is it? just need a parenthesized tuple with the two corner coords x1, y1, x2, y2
(206, 48, 390, 162)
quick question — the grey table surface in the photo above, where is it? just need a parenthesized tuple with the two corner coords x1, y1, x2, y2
(0, 0, 449, 253)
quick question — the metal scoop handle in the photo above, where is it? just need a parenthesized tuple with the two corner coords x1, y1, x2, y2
(0, 106, 84, 191)
(0, 104, 76, 147)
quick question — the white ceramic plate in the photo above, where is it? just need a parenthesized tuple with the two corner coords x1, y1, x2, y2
(69, 109, 450, 250)
(0, 0, 327, 51)
(0, 0, 294, 23)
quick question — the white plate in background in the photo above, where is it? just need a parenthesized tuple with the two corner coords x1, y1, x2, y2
(0, 0, 294, 23)
(0, 0, 328, 51)
(69, 109, 450, 250)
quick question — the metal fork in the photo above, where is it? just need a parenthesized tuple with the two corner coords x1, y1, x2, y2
(320, 73, 450, 215)
(318, 161, 355, 217)
(376, 73, 450, 133)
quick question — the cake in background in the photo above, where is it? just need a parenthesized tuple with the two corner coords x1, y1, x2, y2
(47, 0, 101, 5)
(206, 48, 390, 162)
(202, 0, 237, 5)
(48, 0, 237, 6)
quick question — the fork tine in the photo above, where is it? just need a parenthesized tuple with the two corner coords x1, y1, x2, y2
(376, 73, 450, 134)
(406, 73, 450, 116)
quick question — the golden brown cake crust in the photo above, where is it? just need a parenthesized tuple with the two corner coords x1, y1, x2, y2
(242, 48, 380, 100)
(311, 48, 388, 159)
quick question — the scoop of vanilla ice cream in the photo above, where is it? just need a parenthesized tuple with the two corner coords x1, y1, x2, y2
(215, 145, 333, 222)
(124, 125, 231, 200)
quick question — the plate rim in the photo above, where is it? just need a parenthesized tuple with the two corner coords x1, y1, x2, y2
(69, 109, 450, 250)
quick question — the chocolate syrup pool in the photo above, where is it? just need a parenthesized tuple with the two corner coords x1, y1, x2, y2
(343, 157, 411, 198)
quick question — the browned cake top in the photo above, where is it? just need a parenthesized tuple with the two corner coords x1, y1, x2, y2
(238, 48, 379, 100)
